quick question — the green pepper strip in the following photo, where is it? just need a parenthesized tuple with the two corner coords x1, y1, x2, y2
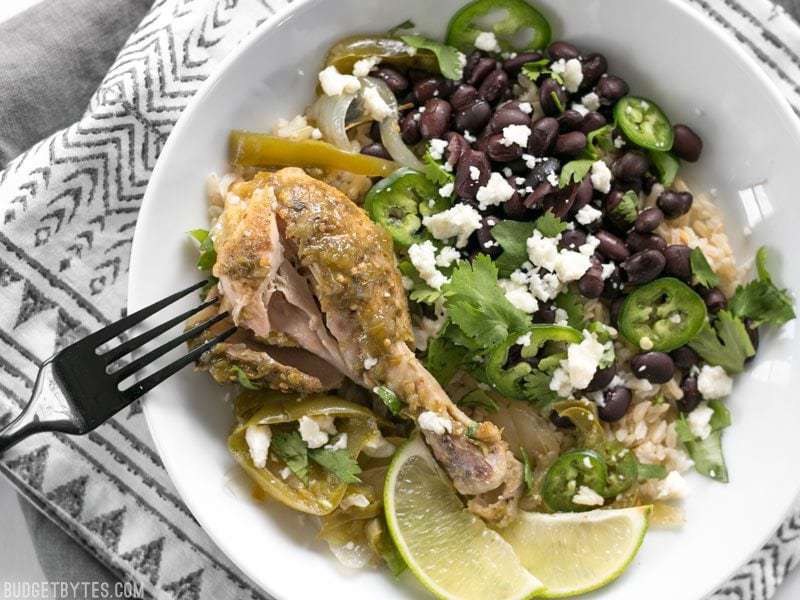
(325, 35, 439, 75)
(229, 131, 399, 177)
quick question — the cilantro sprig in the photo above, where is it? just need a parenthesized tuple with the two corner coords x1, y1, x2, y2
(688, 310, 755, 374)
(675, 400, 731, 482)
(400, 35, 465, 80)
(271, 430, 362, 485)
(729, 247, 795, 327)
(689, 248, 720, 288)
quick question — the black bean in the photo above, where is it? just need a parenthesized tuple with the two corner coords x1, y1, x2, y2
(578, 269, 605, 299)
(373, 66, 409, 94)
(476, 216, 502, 259)
(487, 106, 531, 133)
(663, 244, 692, 281)
(454, 99, 492, 132)
(599, 386, 632, 422)
(486, 133, 523, 162)
(408, 68, 432, 83)
(642, 173, 657, 195)
(368, 121, 382, 142)
(609, 296, 625, 326)
(413, 77, 447, 104)
(444, 132, 469, 167)
(585, 363, 617, 392)
(634, 207, 664, 233)
(559, 229, 587, 251)
(419, 99, 452, 140)
(612, 152, 650, 181)
(547, 41, 580, 60)
(580, 111, 607, 134)
(657, 190, 693, 218)
(596, 74, 629, 103)
(580, 53, 608, 89)
(524, 182, 555, 210)
(626, 231, 667, 254)
(478, 69, 509, 104)
(528, 117, 559, 156)
(450, 84, 479, 112)
(571, 177, 595, 214)
(543, 186, 575, 219)
(503, 51, 544, 76)
(455, 149, 490, 199)
(400, 110, 422, 144)
(596, 230, 630, 261)
(466, 57, 497, 86)
(534, 304, 557, 324)
(703, 287, 727, 313)
(678, 375, 702, 413)
(554, 131, 587, 156)
(602, 267, 624, 301)
(360, 142, 391, 160)
(630, 352, 675, 384)
(670, 346, 699, 371)
(526, 157, 561, 188)
(672, 124, 703, 162)
(540, 78, 568, 117)
(557, 109, 584, 133)
(462, 51, 483, 83)
(503, 190, 528, 219)
(622, 249, 666, 284)
(550, 410, 575, 429)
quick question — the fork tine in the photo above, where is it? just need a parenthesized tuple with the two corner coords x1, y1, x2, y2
(103, 296, 220, 364)
(122, 326, 238, 400)
(112, 311, 231, 383)
(81, 280, 209, 348)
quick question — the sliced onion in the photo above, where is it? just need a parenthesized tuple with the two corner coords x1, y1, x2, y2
(309, 92, 358, 151)
(363, 77, 426, 171)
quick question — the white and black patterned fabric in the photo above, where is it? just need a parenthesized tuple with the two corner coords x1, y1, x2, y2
(0, 1, 798, 599)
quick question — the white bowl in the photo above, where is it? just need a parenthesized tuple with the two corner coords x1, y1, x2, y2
(128, 0, 800, 598)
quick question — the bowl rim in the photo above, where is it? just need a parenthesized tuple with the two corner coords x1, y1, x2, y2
(129, 0, 800, 598)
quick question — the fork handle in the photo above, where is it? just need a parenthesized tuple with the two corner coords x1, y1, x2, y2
(0, 359, 81, 453)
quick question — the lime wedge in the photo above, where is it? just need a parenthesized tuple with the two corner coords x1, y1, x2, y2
(384, 434, 544, 600)
(499, 506, 651, 598)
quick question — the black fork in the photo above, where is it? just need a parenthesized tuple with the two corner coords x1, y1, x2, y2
(0, 280, 235, 453)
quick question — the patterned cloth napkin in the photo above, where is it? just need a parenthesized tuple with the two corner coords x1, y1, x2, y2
(0, 1, 798, 599)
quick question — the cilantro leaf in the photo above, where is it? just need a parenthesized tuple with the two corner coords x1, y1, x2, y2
(559, 160, 594, 188)
(400, 35, 465, 80)
(425, 326, 472, 386)
(676, 399, 732, 483)
(189, 229, 217, 271)
(466, 422, 479, 438)
(554, 290, 585, 330)
(520, 446, 534, 492)
(409, 287, 443, 304)
(730, 247, 795, 327)
(374, 386, 402, 415)
(584, 125, 616, 160)
(442, 255, 531, 348)
(608, 190, 638, 228)
(690, 248, 720, 288)
(309, 448, 362, 484)
(458, 389, 499, 412)
(232, 366, 259, 390)
(636, 462, 667, 482)
(491, 220, 536, 276)
(534, 211, 568, 237)
(708, 399, 732, 430)
(522, 369, 559, 407)
(521, 58, 553, 82)
(388, 19, 415, 34)
(423, 147, 455, 187)
(271, 431, 309, 484)
(688, 311, 755, 373)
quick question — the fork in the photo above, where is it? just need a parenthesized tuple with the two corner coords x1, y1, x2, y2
(0, 280, 236, 453)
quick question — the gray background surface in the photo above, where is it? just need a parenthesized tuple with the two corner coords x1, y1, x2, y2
(0, 0, 799, 598)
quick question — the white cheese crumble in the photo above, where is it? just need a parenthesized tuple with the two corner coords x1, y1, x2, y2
(575, 204, 603, 225)
(590, 160, 612, 193)
(340, 493, 371, 510)
(436, 246, 461, 268)
(554, 307, 569, 326)
(500, 124, 531, 147)
(518, 101, 533, 114)
(526, 230, 560, 272)
(656, 471, 690, 500)
(245, 424, 271, 469)
(418, 411, 453, 435)
(474, 31, 501, 52)
(572, 485, 605, 506)
(428, 138, 448, 160)
(408, 240, 448, 290)
(469, 165, 481, 181)
(422, 203, 483, 248)
(318, 65, 361, 96)
(581, 92, 601, 111)
(464, 130, 477, 143)
(546, 170, 560, 187)
(697, 365, 733, 399)
(361, 85, 393, 121)
(325, 433, 349, 451)
(279, 467, 292, 480)
(476, 172, 515, 210)
(688, 402, 715, 440)
(439, 182, 454, 197)
(363, 356, 378, 370)
(298, 416, 330, 449)
(352, 56, 380, 77)
(550, 330, 610, 396)
(554, 250, 592, 283)
(571, 103, 589, 117)
(362, 432, 396, 458)
(273, 115, 312, 139)
(505, 286, 539, 313)
(551, 58, 583, 92)
(601, 263, 616, 279)
(516, 332, 532, 346)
